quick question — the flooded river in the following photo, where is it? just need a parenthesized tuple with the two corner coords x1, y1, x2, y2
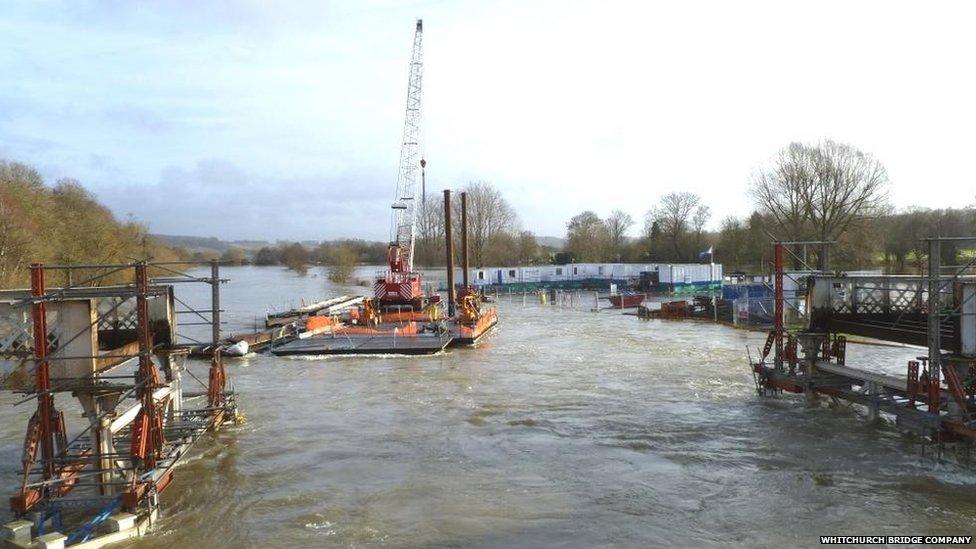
(2, 266, 975, 547)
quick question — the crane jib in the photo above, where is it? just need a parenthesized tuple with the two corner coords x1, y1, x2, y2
(377, 19, 425, 306)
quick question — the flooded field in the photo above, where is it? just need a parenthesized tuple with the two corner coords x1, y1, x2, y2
(2, 266, 975, 547)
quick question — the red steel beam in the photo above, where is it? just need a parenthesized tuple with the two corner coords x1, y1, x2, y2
(774, 242, 784, 370)
(207, 261, 226, 409)
(30, 264, 56, 482)
(11, 264, 82, 513)
(133, 263, 163, 470)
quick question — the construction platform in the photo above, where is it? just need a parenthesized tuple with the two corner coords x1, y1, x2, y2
(449, 308, 498, 346)
(750, 238, 976, 447)
(265, 295, 363, 328)
(271, 332, 452, 355)
(186, 323, 296, 358)
(754, 353, 952, 440)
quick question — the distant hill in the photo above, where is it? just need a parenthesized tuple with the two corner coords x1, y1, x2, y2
(151, 234, 394, 255)
(151, 234, 292, 253)
(151, 234, 237, 253)
(154, 233, 567, 254)
(230, 240, 276, 250)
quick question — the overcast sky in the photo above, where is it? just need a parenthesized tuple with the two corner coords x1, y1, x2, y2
(1, 0, 974, 242)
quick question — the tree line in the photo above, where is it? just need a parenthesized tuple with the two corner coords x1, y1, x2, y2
(721, 140, 975, 273)
(558, 140, 975, 273)
(5, 143, 973, 287)
(563, 193, 714, 264)
(201, 240, 387, 281)
(211, 181, 553, 273)
(557, 140, 975, 273)
(0, 160, 183, 288)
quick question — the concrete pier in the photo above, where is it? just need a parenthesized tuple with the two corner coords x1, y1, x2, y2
(2, 520, 33, 547)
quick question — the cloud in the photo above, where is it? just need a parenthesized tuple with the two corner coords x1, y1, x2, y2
(95, 158, 394, 241)
(103, 105, 174, 133)
(1, 0, 975, 244)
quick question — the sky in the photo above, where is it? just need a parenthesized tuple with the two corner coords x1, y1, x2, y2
(1, 0, 974, 242)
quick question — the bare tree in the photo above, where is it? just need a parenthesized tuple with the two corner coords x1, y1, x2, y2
(751, 140, 889, 268)
(691, 204, 712, 254)
(604, 210, 633, 260)
(415, 194, 445, 267)
(457, 181, 518, 266)
(649, 192, 702, 261)
(805, 140, 888, 241)
(750, 143, 811, 242)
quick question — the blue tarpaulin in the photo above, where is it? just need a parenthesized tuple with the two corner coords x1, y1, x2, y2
(722, 283, 772, 301)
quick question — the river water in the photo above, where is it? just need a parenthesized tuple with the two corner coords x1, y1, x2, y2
(1, 266, 975, 547)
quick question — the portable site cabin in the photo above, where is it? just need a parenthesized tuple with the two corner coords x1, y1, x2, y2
(659, 264, 723, 290)
(460, 263, 723, 291)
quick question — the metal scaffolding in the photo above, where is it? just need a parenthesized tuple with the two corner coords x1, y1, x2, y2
(1, 260, 238, 545)
(750, 237, 976, 447)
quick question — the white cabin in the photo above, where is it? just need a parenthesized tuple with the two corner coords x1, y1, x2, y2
(457, 263, 723, 288)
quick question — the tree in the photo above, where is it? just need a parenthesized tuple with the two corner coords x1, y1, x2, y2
(751, 140, 889, 269)
(642, 220, 662, 261)
(280, 242, 310, 274)
(0, 159, 184, 288)
(221, 247, 247, 265)
(718, 216, 747, 271)
(315, 239, 387, 265)
(415, 194, 445, 267)
(327, 245, 358, 283)
(50, 179, 123, 268)
(750, 143, 811, 244)
(647, 192, 704, 261)
(514, 230, 540, 264)
(875, 208, 927, 274)
(0, 163, 49, 286)
(565, 211, 610, 262)
(604, 210, 633, 261)
(254, 246, 281, 266)
(691, 204, 712, 256)
(190, 249, 220, 262)
(459, 181, 518, 266)
(744, 212, 772, 272)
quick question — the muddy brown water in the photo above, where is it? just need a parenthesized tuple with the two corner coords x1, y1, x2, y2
(1, 266, 974, 547)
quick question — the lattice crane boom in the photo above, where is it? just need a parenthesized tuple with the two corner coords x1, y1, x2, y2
(389, 18, 424, 274)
